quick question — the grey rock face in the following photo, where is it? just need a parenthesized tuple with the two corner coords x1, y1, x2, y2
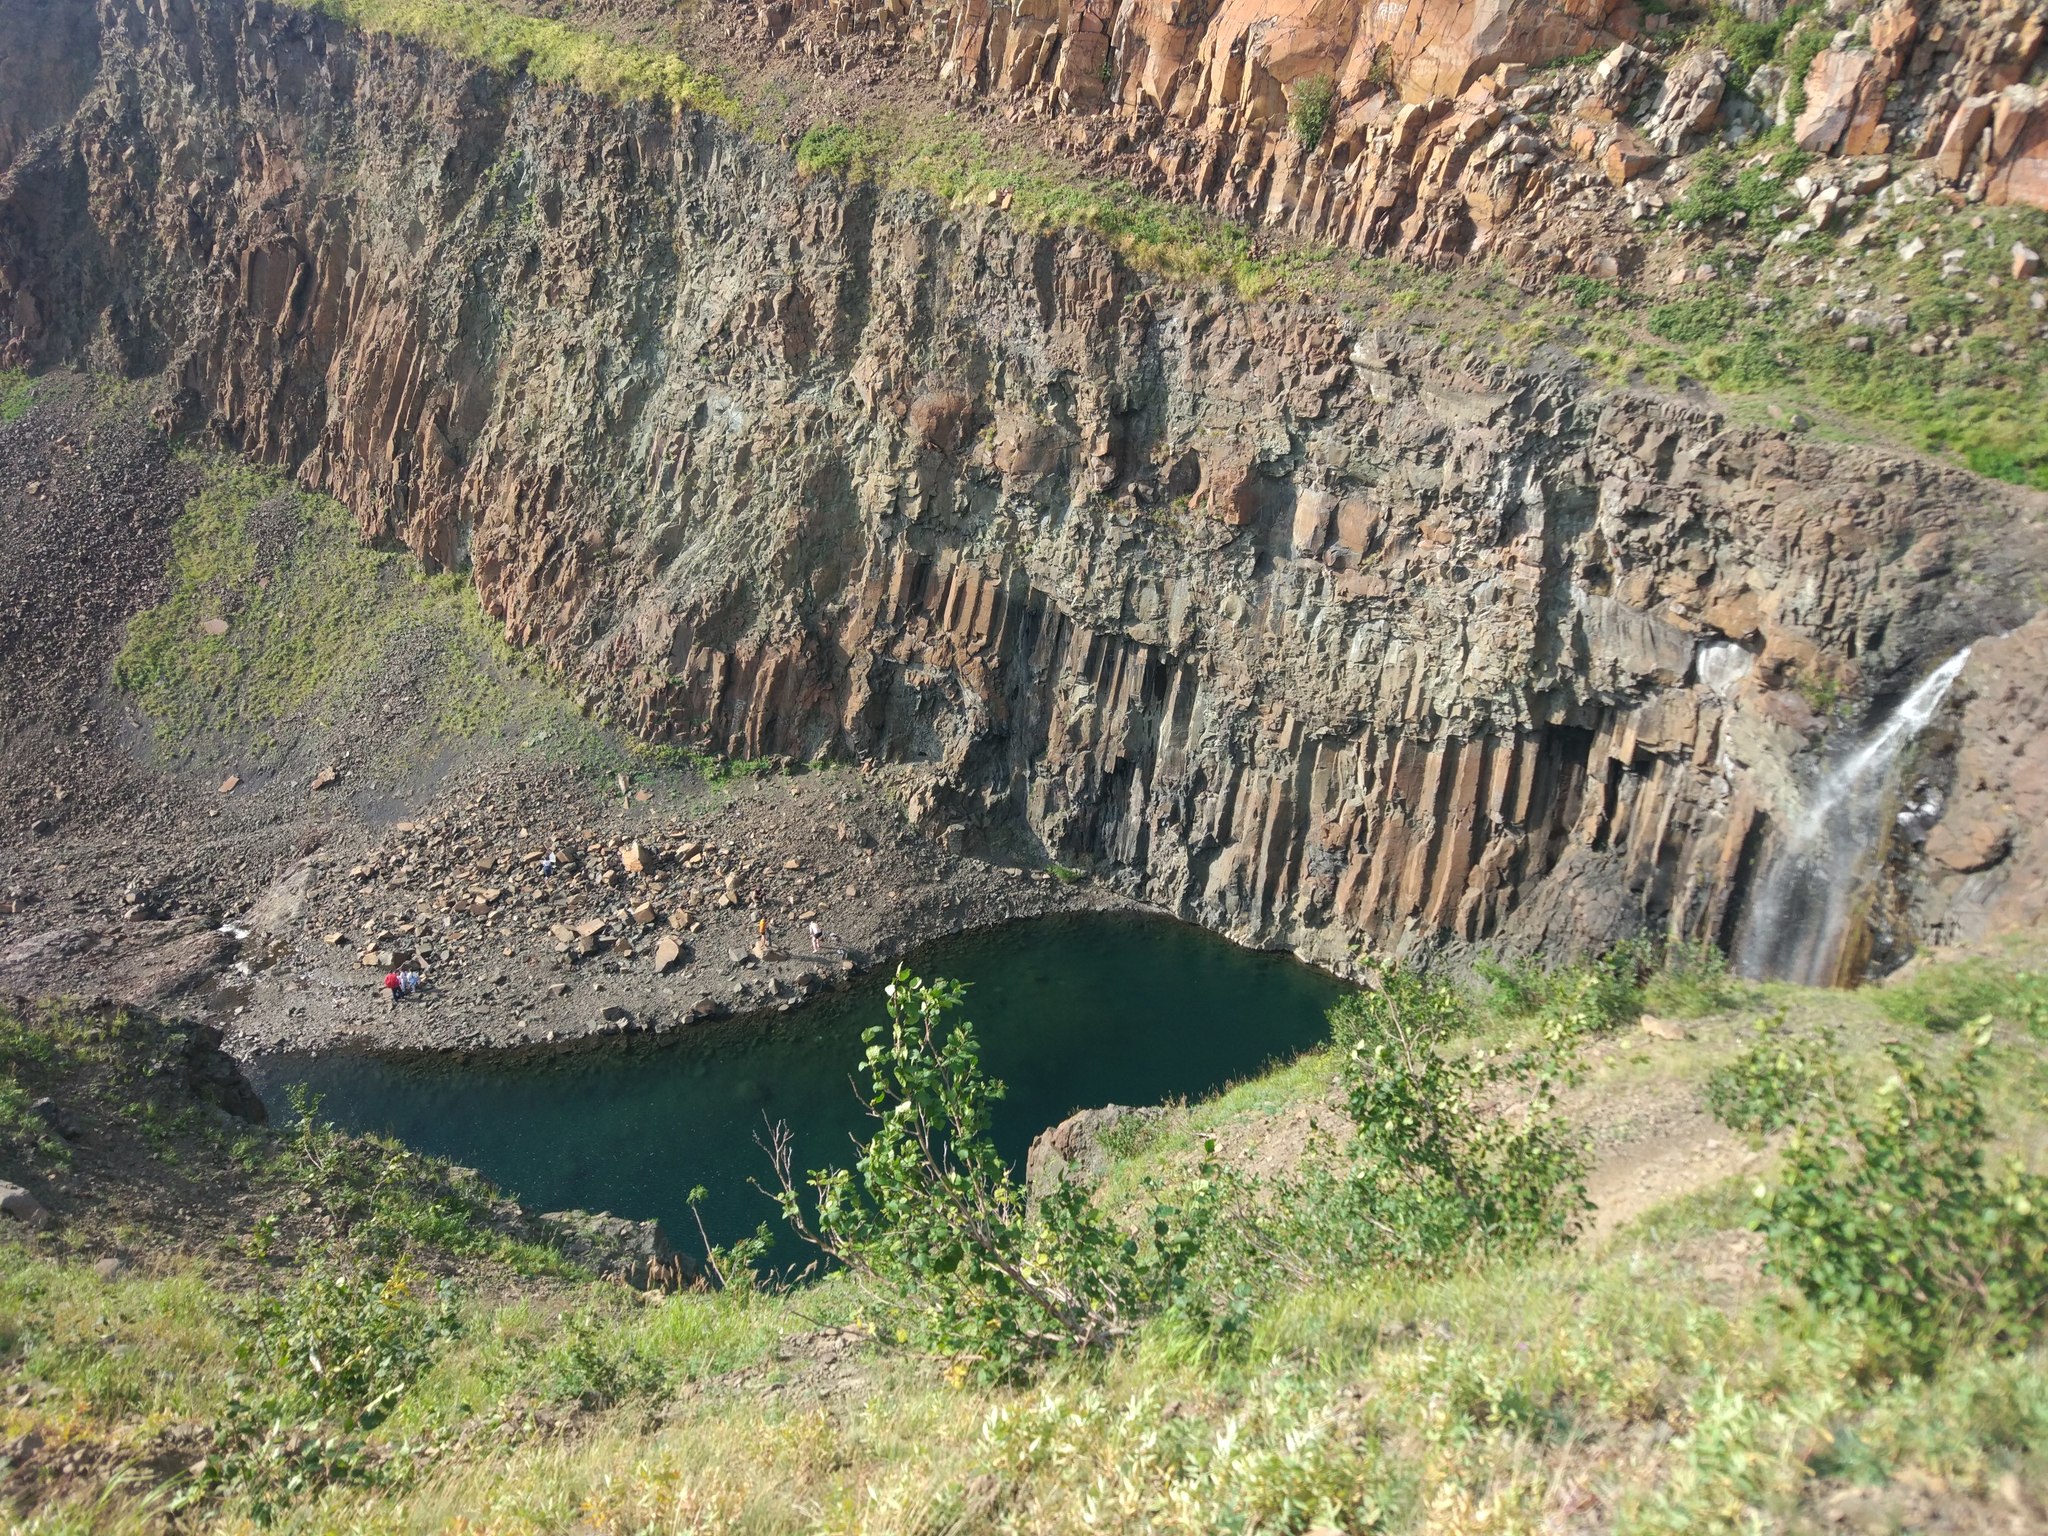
(2, 0, 2042, 975)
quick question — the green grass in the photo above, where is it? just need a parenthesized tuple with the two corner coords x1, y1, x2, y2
(111, 458, 617, 766)
(1875, 957, 2048, 1035)
(284, 0, 739, 120)
(0, 367, 34, 424)
(6, 961, 2048, 1530)
(1573, 190, 2048, 490)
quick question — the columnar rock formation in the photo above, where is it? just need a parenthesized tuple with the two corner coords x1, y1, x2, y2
(2, 0, 2044, 973)
(783, 0, 2047, 270)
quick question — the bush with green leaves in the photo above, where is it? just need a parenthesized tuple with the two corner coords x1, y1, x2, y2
(186, 1259, 455, 1519)
(1476, 941, 1648, 1039)
(1754, 1029, 2048, 1365)
(1704, 1014, 1830, 1133)
(1326, 967, 1592, 1266)
(794, 122, 879, 178)
(1642, 940, 1746, 1019)
(771, 970, 1165, 1380)
(1290, 74, 1337, 149)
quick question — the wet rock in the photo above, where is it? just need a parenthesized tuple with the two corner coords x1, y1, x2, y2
(533, 1209, 695, 1289)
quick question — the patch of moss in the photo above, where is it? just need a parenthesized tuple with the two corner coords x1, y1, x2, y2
(113, 459, 595, 761)
(0, 368, 33, 425)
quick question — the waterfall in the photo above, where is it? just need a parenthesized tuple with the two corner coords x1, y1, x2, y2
(1733, 649, 1972, 986)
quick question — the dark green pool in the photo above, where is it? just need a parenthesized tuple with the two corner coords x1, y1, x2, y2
(247, 912, 1348, 1262)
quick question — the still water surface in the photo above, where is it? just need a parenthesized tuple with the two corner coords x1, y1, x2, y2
(248, 912, 1348, 1257)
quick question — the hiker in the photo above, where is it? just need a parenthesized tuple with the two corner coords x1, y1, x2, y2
(397, 969, 423, 998)
(757, 915, 768, 941)
(540, 850, 558, 877)
(808, 920, 822, 954)
(382, 970, 400, 998)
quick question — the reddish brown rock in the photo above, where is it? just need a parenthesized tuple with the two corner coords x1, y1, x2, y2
(1794, 49, 1887, 156)
(1909, 614, 2048, 939)
(1601, 127, 1661, 186)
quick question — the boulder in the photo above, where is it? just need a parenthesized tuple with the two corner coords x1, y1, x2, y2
(0, 1180, 51, 1228)
(535, 1209, 696, 1289)
(1601, 127, 1662, 186)
(1984, 86, 2048, 210)
(653, 935, 686, 973)
(1025, 1104, 1163, 1203)
(1932, 95, 1996, 183)
(1641, 49, 1728, 153)
(1794, 49, 1886, 156)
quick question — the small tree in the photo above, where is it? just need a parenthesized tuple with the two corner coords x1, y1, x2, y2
(1336, 968, 1591, 1265)
(769, 970, 1151, 1379)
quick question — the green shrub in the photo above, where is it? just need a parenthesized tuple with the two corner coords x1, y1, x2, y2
(1668, 147, 1739, 224)
(1557, 274, 1623, 309)
(282, 1086, 577, 1275)
(542, 1308, 669, 1406)
(1648, 292, 1743, 346)
(1477, 942, 1648, 1039)
(1290, 74, 1337, 149)
(771, 970, 1160, 1380)
(1779, 19, 1832, 119)
(1756, 1030, 2048, 1365)
(187, 1258, 456, 1518)
(1331, 968, 1470, 1047)
(1331, 969, 1592, 1266)
(1642, 941, 1746, 1019)
(0, 369, 32, 425)
(1704, 1014, 1829, 1133)
(794, 122, 877, 178)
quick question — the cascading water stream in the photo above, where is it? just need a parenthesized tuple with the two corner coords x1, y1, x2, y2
(1733, 649, 1972, 986)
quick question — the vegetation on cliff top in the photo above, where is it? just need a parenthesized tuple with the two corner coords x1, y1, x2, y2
(6, 942, 2048, 1531)
(284, 0, 738, 119)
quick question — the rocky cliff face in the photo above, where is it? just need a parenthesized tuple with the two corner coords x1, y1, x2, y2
(779, 0, 2046, 275)
(2, 0, 2044, 974)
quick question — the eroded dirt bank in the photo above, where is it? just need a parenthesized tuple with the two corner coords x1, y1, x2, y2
(2, 0, 2045, 1022)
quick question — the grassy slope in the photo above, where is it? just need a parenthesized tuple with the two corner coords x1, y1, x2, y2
(6, 950, 2048, 1533)
(106, 455, 746, 786)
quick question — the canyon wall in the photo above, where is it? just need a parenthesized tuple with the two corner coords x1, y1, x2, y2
(2, 0, 2044, 973)
(779, 0, 2047, 274)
